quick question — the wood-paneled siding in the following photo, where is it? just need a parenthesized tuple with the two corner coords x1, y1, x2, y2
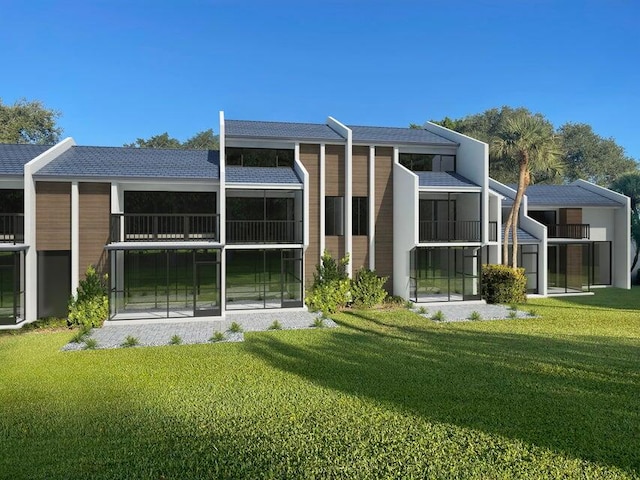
(324, 145, 346, 262)
(324, 145, 345, 196)
(374, 147, 394, 290)
(352, 146, 370, 271)
(299, 144, 321, 286)
(36, 182, 71, 251)
(79, 183, 110, 278)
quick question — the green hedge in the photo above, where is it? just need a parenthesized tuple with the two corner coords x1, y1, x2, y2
(482, 264, 527, 304)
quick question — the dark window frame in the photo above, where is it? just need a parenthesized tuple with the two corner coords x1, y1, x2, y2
(325, 196, 344, 236)
(226, 147, 294, 167)
(352, 197, 368, 236)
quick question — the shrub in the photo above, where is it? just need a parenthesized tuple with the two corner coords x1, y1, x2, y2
(121, 336, 139, 348)
(350, 268, 388, 308)
(68, 266, 109, 328)
(268, 320, 282, 330)
(313, 250, 349, 286)
(209, 331, 225, 342)
(228, 322, 243, 333)
(70, 325, 91, 343)
(312, 317, 324, 328)
(169, 335, 182, 345)
(417, 306, 428, 315)
(469, 311, 482, 321)
(508, 310, 518, 319)
(305, 279, 350, 314)
(383, 295, 405, 308)
(481, 264, 527, 305)
(83, 338, 98, 350)
(431, 310, 445, 321)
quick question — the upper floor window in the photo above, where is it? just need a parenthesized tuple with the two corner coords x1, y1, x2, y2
(325, 196, 344, 236)
(399, 153, 456, 172)
(352, 197, 368, 236)
(226, 147, 294, 167)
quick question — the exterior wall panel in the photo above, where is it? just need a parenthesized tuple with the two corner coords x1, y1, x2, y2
(299, 144, 321, 285)
(36, 182, 71, 251)
(325, 145, 345, 197)
(79, 183, 111, 278)
(375, 147, 394, 290)
(352, 236, 369, 272)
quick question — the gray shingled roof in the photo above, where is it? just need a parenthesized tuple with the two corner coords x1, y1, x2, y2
(0, 144, 51, 175)
(350, 125, 457, 145)
(503, 185, 623, 207)
(225, 166, 301, 184)
(35, 146, 219, 180)
(226, 120, 343, 141)
(417, 172, 479, 188)
(503, 227, 539, 243)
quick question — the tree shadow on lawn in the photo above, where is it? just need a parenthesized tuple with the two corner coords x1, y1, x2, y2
(534, 287, 640, 312)
(246, 310, 640, 476)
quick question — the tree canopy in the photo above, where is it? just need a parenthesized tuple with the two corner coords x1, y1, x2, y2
(0, 98, 62, 145)
(125, 129, 219, 150)
(491, 112, 561, 267)
(610, 173, 640, 273)
(430, 107, 638, 186)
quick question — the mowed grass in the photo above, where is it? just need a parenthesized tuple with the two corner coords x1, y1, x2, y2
(0, 289, 639, 479)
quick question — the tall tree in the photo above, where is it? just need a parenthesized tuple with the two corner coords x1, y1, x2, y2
(610, 173, 640, 273)
(492, 113, 562, 268)
(0, 98, 62, 144)
(560, 123, 637, 186)
(125, 129, 219, 150)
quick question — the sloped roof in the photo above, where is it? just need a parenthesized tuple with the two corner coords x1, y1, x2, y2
(417, 171, 479, 188)
(35, 146, 219, 180)
(225, 166, 301, 184)
(503, 184, 623, 207)
(0, 144, 51, 175)
(350, 125, 457, 145)
(226, 120, 343, 141)
(503, 227, 539, 244)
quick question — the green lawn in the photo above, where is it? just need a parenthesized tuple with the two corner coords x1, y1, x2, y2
(1, 289, 639, 479)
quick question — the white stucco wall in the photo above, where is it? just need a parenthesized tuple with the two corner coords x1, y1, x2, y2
(393, 162, 419, 299)
(582, 208, 615, 241)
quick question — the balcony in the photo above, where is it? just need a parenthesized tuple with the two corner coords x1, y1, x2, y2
(419, 220, 481, 243)
(547, 224, 590, 239)
(226, 220, 302, 244)
(0, 214, 24, 244)
(489, 221, 498, 242)
(110, 214, 219, 243)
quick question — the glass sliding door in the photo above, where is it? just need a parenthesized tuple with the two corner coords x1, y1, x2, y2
(0, 251, 24, 325)
(411, 247, 480, 302)
(225, 248, 304, 310)
(547, 243, 591, 294)
(110, 248, 221, 320)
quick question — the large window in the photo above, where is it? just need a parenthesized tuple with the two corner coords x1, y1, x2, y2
(352, 197, 368, 236)
(124, 191, 216, 214)
(109, 249, 221, 320)
(399, 153, 456, 172)
(410, 247, 480, 302)
(226, 249, 303, 310)
(325, 196, 344, 236)
(0, 251, 24, 325)
(226, 148, 294, 167)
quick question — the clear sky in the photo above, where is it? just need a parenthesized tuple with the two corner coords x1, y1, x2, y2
(2, 0, 639, 159)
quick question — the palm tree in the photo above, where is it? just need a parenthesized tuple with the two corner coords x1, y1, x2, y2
(492, 114, 562, 268)
(610, 173, 640, 274)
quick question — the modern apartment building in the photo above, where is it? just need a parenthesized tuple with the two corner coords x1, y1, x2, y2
(0, 113, 631, 328)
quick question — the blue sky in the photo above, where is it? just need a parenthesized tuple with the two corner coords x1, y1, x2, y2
(2, 1, 639, 159)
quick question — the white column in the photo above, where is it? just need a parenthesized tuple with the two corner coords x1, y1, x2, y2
(23, 138, 75, 321)
(219, 111, 226, 312)
(319, 144, 326, 261)
(368, 146, 375, 271)
(71, 181, 80, 296)
(345, 138, 353, 277)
